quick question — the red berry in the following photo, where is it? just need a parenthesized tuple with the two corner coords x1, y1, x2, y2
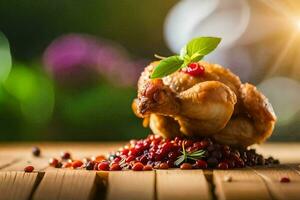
(128, 148, 139, 156)
(72, 160, 83, 168)
(61, 152, 71, 160)
(49, 158, 59, 167)
(193, 142, 204, 150)
(62, 162, 72, 168)
(137, 155, 148, 165)
(24, 165, 34, 172)
(182, 63, 205, 77)
(120, 148, 129, 155)
(143, 165, 153, 171)
(180, 163, 193, 170)
(217, 162, 229, 170)
(280, 177, 290, 183)
(159, 162, 169, 169)
(168, 152, 179, 160)
(223, 160, 235, 168)
(126, 155, 136, 163)
(98, 162, 110, 171)
(113, 157, 121, 163)
(92, 155, 106, 162)
(196, 160, 208, 169)
(161, 142, 173, 154)
(110, 163, 121, 171)
(183, 140, 193, 147)
(132, 162, 144, 171)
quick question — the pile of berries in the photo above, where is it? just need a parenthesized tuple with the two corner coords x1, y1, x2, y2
(44, 134, 279, 171)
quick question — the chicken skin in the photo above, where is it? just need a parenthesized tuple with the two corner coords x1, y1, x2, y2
(132, 61, 276, 147)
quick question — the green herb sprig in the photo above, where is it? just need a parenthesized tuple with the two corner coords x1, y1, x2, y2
(174, 143, 206, 166)
(151, 36, 221, 79)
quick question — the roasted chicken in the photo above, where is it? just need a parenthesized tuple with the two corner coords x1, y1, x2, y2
(132, 61, 276, 147)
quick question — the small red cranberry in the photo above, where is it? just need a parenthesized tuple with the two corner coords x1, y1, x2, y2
(196, 160, 208, 169)
(98, 162, 110, 171)
(62, 162, 72, 168)
(280, 177, 290, 183)
(168, 152, 179, 160)
(132, 162, 144, 171)
(217, 162, 229, 170)
(72, 160, 83, 168)
(126, 155, 136, 163)
(183, 140, 193, 147)
(120, 148, 129, 156)
(180, 163, 193, 170)
(49, 158, 59, 167)
(143, 165, 153, 171)
(159, 162, 169, 169)
(24, 165, 34, 172)
(61, 152, 71, 160)
(92, 155, 106, 162)
(110, 163, 121, 171)
(113, 157, 121, 163)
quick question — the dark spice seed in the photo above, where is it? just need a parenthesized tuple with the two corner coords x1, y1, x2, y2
(207, 157, 218, 168)
(61, 152, 71, 160)
(32, 147, 41, 157)
(86, 161, 95, 170)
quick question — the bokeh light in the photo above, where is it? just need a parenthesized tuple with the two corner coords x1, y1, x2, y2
(164, 0, 250, 53)
(257, 77, 300, 126)
(4, 65, 54, 125)
(0, 32, 12, 83)
(296, 20, 300, 31)
(43, 34, 144, 87)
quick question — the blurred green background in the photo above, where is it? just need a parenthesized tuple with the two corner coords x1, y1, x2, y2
(0, 0, 177, 140)
(0, 0, 299, 141)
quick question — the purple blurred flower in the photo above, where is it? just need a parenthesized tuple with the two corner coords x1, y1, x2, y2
(43, 34, 145, 86)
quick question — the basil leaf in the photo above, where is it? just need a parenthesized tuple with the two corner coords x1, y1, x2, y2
(186, 37, 221, 56)
(150, 56, 184, 79)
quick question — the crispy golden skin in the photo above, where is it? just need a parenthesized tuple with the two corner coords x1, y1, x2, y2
(133, 61, 276, 146)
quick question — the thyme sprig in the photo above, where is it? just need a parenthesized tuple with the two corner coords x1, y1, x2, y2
(174, 143, 206, 166)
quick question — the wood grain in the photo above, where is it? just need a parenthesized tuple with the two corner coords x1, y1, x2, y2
(251, 165, 300, 200)
(33, 169, 97, 200)
(0, 171, 40, 200)
(213, 168, 271, 200)
(106, 171, 155, 200)
(156, 170, 211, 200)
(0, 156, 20, 170)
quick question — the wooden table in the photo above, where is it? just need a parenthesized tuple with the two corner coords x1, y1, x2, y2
(0, 142, 300, 200)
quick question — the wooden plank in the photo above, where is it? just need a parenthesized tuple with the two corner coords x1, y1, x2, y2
(0, 171, 40, 200)
(33, 169, 97, 200)
(106, 171, 155, 200)
(156, 170, 211, 200)
(213, 169, 271, 200)
(251, 165, 300, 200)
